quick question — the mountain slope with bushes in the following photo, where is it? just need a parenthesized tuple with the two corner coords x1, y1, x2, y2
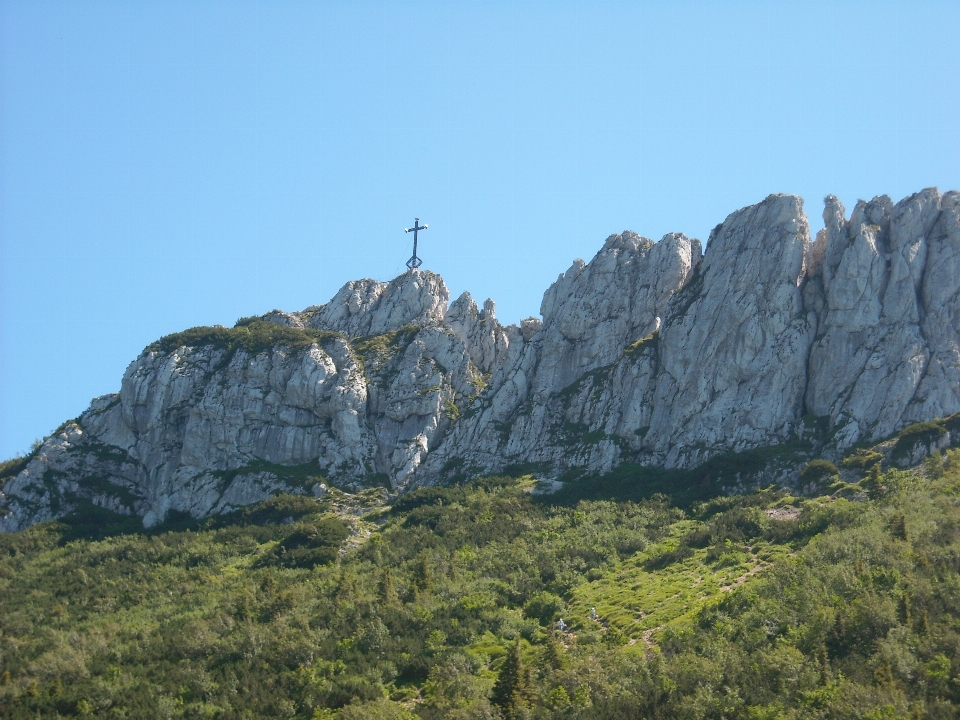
(3, 426, 960, 718)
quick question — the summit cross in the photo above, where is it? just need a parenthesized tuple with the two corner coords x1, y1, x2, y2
(404, 218, 428, 270)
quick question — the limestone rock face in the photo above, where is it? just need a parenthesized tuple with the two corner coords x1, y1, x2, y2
(914, 192, 960, 419)
(418, 229, 702, 478)
(536, 230, 701, 396)
(0, 271, 474, 531)
(646, 195, 815, 466)
(805, 189, 960, 448)
(308, 272, 449, 337)
(446, 293, 511, 374)
(5, 189, 960, 532)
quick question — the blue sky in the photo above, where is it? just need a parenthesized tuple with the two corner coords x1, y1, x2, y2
(2, 0, 959, 459)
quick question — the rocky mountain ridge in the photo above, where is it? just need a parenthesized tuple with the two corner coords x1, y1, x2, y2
(3, 187, 959, 531)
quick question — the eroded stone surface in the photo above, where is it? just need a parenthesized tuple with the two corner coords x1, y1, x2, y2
(5, 190, 960, 531)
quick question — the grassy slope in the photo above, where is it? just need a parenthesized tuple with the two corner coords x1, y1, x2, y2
(2, 453, 960, 719)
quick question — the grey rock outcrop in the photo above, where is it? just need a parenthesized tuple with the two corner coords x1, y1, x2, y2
(646, 195, 815, 465)
(0, 271, 485, 531)
(806, 189, 960, 448)
(418, 229, 703, 477)
(4, 188, 960, 532)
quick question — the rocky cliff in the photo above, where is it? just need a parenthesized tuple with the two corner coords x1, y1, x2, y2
(3, 188, 959, 531)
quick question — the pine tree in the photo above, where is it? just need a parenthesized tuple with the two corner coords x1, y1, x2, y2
(817, 643, 831, 685)
(378, 568, 395, 604)
(891, 512, 909, 541)
(542, 631, 567, 671)
(492, 639, 532, 719)
(865, 463, 884, 499)
(899, 593, 912, 625)
(875, 659, 895, 687)
(413, 555, 433, 592)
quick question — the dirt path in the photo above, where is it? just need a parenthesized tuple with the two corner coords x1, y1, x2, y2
(719, 547, 766, 592)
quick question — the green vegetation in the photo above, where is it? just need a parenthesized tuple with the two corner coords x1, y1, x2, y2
(622, 329, 659, 356)
(442, 398, 461, 422)
(800, 459, 840, 484)
(146, 320, 341, 357)
(350, 326, 420, 380)
(842, 448, 884, 470)
(894, 420, 947, 460)
(6, 446, 960, 718)
(0, 455, 30, 492)
(209, 459, 328, 495)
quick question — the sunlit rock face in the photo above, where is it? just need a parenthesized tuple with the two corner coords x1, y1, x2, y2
(4, 188, 960, 531)
(805, 189, 960, 447)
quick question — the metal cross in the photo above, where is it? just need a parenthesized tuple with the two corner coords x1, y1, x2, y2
(404, 218, 428, 270)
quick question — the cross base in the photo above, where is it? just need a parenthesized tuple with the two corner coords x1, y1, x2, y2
(406, 256, 423, 270)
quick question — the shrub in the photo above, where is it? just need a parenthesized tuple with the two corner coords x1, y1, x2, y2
(643, 544, 694, 570)
(894, 421, 946, 458)
(0, 455, 29, 491)
(523, 592, 565, 625)
(800, 459, 839, 484)
(841, 448, 883, 470)
(258, 516, 350, 569)
(146, 320, 338, 356)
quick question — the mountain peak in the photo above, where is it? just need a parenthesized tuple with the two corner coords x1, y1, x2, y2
(3, 189, 960, 531)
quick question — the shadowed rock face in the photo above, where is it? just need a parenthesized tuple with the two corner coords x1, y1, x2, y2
(4, 188, 960, 531)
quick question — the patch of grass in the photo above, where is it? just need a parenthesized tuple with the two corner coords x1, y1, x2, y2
(622, 329, 659, 356)
(351, 325, 420, 381)
(568, 518, 780, 640)
(800, 459, 840, 484)
(443, 398, 461, 421)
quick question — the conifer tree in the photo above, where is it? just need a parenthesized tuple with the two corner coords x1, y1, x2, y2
(817, 643, 830, 685)
(379, 568, 395, 604)
(413, 555, 432, 591)
(875, 659, 895, 687)
(865, 463, 884, 499)
(492, 639, 532, 719)
(899, 593, 912, 625)
(542, 631, 567, 671)
(891, 512, 908, 541)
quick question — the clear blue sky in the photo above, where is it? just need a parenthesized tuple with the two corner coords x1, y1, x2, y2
(2, 1, 958, 459)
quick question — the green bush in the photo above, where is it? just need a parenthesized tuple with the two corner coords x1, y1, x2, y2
(894, 420, 946, 458)
(523, 592, 566, 625)
(841, 448, 883, 470)
(261, 518, 351, 569)
(643, 543, 694, 570)
(146, 319, 339, 356)
(5, 458, 960, 719)
(0, 454, 29, 491)
(800, 459, 840, 484)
